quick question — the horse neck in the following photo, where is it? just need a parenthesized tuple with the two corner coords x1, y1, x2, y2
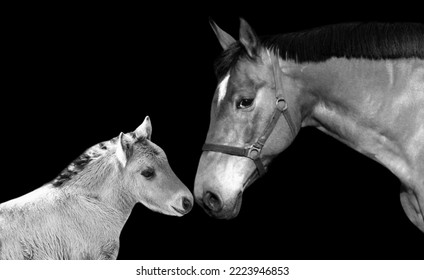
(295, 57, 411, 161)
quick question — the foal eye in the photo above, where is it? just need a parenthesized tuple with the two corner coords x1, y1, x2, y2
(236, 98, 254, 109)
(141, 168, 155, 179)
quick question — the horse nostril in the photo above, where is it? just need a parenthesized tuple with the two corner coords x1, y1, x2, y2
(182, 197, 193, 212)
(203, 191, 223, 212)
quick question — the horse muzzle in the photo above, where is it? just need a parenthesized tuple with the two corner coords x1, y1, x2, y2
(196, 189, 243, 219)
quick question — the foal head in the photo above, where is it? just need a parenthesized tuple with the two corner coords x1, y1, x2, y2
(194, 19, 302, 219)
(115, 116, 193, 216)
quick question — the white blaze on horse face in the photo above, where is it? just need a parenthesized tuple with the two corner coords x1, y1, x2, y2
(217, 73, 230, 106)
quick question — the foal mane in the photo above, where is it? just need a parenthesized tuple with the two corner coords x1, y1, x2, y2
(215, 22, 424, 79)
(52, 140, 113, 188)
(50, 134, 158, 188)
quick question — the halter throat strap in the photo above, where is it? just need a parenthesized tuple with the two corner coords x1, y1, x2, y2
(202, 52, 297, 177)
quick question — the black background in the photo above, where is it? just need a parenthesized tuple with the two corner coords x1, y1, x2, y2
(2, 6, 423, 259)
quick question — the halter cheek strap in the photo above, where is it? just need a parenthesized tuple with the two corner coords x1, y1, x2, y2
(202, 52, 297, 177)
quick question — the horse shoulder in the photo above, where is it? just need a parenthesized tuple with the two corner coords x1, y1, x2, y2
(386, 59, 424, 181)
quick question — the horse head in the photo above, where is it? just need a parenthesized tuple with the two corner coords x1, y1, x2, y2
(194, 19, 302, 219)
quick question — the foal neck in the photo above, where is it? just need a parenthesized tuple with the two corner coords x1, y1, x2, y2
(59, 153, 137, 217)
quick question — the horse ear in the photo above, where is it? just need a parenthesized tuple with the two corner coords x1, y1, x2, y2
(239, 18, 258, 58)
(116, 132, 128, 167)
(134, 116, 152, 140)
(210, 18, 236, 50)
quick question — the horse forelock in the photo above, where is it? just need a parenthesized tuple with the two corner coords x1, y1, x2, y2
(214, 42, 258, 80)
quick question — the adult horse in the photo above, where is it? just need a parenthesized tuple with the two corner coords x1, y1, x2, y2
(0, 117, 193, 259)
(194, 19, 424, 233)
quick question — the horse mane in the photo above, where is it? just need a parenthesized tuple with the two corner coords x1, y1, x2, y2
(52, 140, 112, 188)
(214, 22, 424, 79)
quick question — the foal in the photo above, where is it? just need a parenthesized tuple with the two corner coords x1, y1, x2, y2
(0, 116, 193, 259)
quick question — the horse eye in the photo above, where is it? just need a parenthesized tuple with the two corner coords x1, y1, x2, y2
(141, 168, 155, 179)
(236, 98, 254, 109)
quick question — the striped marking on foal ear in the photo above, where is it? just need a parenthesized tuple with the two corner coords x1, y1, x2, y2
(217, 73, 230, 106)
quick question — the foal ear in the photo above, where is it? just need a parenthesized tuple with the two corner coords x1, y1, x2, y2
(239, 18, 258, 58)
(116, 132, 129, 167)
(210, 18, 236, 50)
(134, 116, 152, 140)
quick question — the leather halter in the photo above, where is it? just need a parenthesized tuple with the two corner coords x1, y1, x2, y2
(202, 52, 297, 177)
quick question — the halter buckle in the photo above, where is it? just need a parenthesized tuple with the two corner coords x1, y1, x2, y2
(247, 144, 262, 160)
(276, 98, 288, 112)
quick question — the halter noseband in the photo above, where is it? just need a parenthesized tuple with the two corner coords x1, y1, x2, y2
(202, 52, 297, 177)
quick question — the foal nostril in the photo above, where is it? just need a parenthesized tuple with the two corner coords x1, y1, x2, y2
(182, 197, 193, 212)
(203, 191, 223, 212)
